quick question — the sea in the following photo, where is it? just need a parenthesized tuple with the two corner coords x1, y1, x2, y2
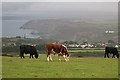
(2, 20, 40, 38)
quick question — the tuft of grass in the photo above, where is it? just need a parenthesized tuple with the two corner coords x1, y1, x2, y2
(2, 54, 118, 78)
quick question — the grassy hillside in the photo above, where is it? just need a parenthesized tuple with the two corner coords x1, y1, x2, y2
(20, 19, 118, 42)
(2, 54, 118, 78)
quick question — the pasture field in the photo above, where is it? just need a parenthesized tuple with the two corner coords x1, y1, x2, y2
(68, 48, 105, 53)
(2, 54, 119, 78)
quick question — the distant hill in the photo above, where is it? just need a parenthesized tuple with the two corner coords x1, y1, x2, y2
(20, 18, 118, 42)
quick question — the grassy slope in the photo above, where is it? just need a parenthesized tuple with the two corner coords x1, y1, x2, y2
(2, 54, 118, 78)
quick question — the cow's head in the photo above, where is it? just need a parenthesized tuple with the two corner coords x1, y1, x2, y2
(62, 44, 70, 61)
(117, 54, 119, 58)
(35, 54, 38, 58)
(66, 52, 70, 61)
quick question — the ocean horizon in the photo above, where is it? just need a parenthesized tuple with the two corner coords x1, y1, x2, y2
(2, 20, 40, 38)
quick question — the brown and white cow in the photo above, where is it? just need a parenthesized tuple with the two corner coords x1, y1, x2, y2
(45, 43, 70, 62)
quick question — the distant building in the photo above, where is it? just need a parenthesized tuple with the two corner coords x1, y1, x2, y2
(115, 45, 119, 48)
(68, 44, 80, 48)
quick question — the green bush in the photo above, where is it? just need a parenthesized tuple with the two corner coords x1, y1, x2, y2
(2, 46, 19, 53)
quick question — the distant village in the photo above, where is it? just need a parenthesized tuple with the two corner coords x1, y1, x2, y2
(2, 35, 119, 52)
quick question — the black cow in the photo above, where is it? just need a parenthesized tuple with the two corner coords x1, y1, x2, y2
(20, 45, 38, 59)
(104, 47, 119, 58)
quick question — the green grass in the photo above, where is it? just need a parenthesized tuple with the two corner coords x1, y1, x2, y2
(2, 54, 118, 78)
(68, 48, 104, 53)
(68, 49, 104, 53)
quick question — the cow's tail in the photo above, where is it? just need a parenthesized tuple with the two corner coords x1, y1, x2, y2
(20, 46, 23, 58)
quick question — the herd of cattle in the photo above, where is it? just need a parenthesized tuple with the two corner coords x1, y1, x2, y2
(20, 43, 70, 61)
(20, 43, 119, 61)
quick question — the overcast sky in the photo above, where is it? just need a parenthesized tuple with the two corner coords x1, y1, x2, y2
(1, 2, 118, 38)
(2, 2, 118, 20)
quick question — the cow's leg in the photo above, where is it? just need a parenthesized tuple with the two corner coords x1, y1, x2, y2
(22, 55, 25, 58)
(104, 52, 109, 58)
(23, 55, 25, 58)
(104, 52, 107, 58)
(58, 53, 62, 61)
(31, 54, 34, 58)
(47, 56, 50, 61)
(31, 55, 34, 58)
(22, 54, 25, 58)
(65, 55, 69, 61)
(29, 54, 33, 58)
(49, 55, 53, 61)
(107, 53, 109, 58)
(29, 54, 31, 58)
(20, 52, 24, 58)
(112, 54, 115, 58)
(47, 55, 53, 61)
(47, 51, 51, 61)
(20, 53, 23, 58)
(47, 55, 50, 61)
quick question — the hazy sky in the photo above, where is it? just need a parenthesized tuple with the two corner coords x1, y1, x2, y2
(2, 2, 118, 37)
(2, 2, 118, 20)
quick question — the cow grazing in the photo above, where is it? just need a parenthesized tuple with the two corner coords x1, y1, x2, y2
(20, 45, 38, 59)
(104, 47, 119, 58)
(45, 43, 70, 62)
